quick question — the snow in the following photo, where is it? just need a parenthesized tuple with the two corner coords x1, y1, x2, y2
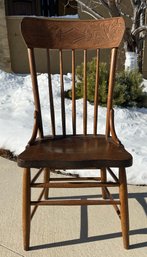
(0, 69, 147, 185)
(50, 14, 79, 19)
(125, 51, 138, 71)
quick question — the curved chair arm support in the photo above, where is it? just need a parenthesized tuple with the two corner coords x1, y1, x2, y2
(110, 109, 122, 146)
(27, 111, 39, 147)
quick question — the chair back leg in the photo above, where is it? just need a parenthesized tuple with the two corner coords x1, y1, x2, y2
(22, 168, 31, 251)
(44, 168, 50, 199)
(101, 168, 107, 199)
(119, 167, 129, 249)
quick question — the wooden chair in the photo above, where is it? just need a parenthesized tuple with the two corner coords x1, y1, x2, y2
(17, 17, 133, 251)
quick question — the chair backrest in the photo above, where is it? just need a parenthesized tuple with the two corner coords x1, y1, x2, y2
(21, 17, 125, 140)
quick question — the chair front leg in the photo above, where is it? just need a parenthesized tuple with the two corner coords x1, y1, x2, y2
(22, 168, 31, 251)
(44, 168, 50, 200)
(119, 167, 129, 249)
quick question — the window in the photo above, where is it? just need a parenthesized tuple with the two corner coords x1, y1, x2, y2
(5, 0, 77, 17)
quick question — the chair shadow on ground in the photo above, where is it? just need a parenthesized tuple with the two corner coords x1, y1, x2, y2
(30, 191, 147, 251)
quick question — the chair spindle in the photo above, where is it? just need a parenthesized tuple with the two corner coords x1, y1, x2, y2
(94, 49, 100, 135)
(47, 49, 56, 136)
(83, 49, 87, 135)
(72, 49, 76, 135)
(59, 49, 66, 136)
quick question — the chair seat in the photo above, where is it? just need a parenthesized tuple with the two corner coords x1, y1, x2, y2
(17, 135, 132, 169)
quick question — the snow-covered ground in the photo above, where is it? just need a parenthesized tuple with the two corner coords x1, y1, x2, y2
(0, 69, 147, 185)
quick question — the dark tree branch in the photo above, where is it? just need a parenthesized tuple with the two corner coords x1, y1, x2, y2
(132, 25, 147, 36)
(107, 0, 121, 16)
(74, 0, 104, 19)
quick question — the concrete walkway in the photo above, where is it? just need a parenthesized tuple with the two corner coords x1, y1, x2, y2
(0, 156, 147, 257)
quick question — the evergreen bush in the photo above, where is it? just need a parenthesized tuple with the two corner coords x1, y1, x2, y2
(65, 58, 146, 107)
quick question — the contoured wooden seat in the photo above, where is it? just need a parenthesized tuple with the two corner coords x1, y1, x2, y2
(17, 17, 133, 251)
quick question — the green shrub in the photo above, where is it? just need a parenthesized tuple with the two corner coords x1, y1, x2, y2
(114, 70, 144, 107)
(65, 58, 146, 107)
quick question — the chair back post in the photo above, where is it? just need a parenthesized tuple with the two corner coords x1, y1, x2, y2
(106, 47, 118, 139)
(28, 48, 44, 139)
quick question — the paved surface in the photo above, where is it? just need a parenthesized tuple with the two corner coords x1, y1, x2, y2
(0, 156, 147, 257)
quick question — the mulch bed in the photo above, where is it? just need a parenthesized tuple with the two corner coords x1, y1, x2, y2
(0, 148, 17, 161)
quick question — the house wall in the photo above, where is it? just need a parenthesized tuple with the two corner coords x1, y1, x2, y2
(0, 0, 11, 71)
